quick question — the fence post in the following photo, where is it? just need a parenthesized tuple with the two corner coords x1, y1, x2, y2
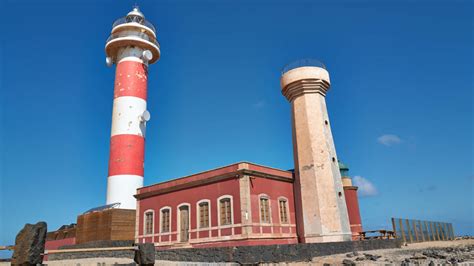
(431, 222, 437, 241)
(449, 223, 455, 239)
(443, 223, 448, 240)
(391, 218, 397, 238)
(406, 219, 413, 243)
(424, 221, 430, 241)
(442, 223, 447, 240)
(419, 220, 425, 242)
(413, 220, 419, 242)
(436, 222, 444, 241)
(444, 223, 449, 240)
(399, 219, 406, 243)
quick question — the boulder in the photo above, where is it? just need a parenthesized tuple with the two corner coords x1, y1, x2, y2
(342, 259, 355, 265)
(134, 243, 155, 265)
(11, 222, 47, 265)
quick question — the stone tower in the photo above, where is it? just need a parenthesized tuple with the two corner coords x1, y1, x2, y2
(280, 60, 351, 242)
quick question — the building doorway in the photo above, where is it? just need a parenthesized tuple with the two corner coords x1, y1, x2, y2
(179, 205, 189, 242)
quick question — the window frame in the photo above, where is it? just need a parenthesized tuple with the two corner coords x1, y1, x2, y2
(196, 199, 211, 229)
(278, 197, 290, 224)
(159, 206, 172, 234)
(217, 195, 234, 227)
(143, 209, 155, 236)
(258, 194, 272, 224)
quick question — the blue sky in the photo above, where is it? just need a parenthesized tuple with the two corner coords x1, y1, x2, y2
(1, 0, 472, 257)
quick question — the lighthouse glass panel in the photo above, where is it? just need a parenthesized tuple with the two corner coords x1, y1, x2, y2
(199, 202, 209, 228)
(145, 212, 153, 235)
(219, 198, 232, 225)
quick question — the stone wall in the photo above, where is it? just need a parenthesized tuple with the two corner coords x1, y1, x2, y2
(156, 239, 402, 263)
(58, 240, 134, 250)
(48, 250, 134, 261)
(48, 239, 401, 263)
(48, 240, 135, 261)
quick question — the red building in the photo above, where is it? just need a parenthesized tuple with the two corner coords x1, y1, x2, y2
(135, 163, 298, 248)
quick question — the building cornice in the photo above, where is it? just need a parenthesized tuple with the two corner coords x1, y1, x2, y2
(135, 163, 294, 200)
(282, 79, 330, 102)
(343, 186, 359, 191)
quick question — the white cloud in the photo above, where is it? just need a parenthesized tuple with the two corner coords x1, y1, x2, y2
(353, 176, 378, 197)
(377, 134, 402, 146)
(253, 100, 266, 109)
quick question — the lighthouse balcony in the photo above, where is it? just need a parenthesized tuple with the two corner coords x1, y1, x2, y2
(105, 30, 160, 64)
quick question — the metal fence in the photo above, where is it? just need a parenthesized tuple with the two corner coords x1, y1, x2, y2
(391, 218, 455, 243)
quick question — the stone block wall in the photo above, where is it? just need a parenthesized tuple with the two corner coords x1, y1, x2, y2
(155, 239, 402, 263)
(47, 239, 401, 263)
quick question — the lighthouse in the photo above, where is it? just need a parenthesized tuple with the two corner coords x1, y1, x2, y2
(281, 59, 351, 243)
(104, 7, 160, 209)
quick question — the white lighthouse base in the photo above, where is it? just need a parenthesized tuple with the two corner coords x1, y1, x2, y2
(106, 174, 144, 209)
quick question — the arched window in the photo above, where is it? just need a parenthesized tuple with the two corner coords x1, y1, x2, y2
(278, 198, 289, 224)
(144, 210, 154, 235)
(219, 196, 233, 225)
(259, 195, 271, 223)
(160, 207, 171, 233)
(198, 200, 210, 228)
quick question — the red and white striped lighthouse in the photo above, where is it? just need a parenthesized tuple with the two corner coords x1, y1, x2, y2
(104, 7, 160, 209)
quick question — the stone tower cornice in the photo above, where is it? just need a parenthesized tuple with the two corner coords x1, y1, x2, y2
(280, 66, 331, 102)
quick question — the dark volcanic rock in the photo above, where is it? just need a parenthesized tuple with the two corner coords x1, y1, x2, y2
(363, 253, 381, 261)
(11, 222, 47, 265)
(134, 243, 155, 265)
(410, 253, 427, 260)
(342, 259, 355, 265)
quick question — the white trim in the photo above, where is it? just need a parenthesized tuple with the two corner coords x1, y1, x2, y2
(135, 199, 140, 242)
(217, 195, 234, 228)
(115, 46, 146, 64)
(148, 232, 298, 247)
(196, 199, 211, 229)
(118, 56, 145, 64)
(258, 194, 272, 225)
(159, 206, 172, 235)
(277, 196, 290, 225)
(143, 209, 155, 236)
(177, 203, 191, 242)
(136, 223, 297, 238)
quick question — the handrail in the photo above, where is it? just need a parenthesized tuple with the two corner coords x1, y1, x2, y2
(112, 17, 156, 33)
(281, 59, 326, 75)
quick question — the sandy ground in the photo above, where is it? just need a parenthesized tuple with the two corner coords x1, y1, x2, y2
(280, 239, 474, 266)
(1, 239, 472, 265)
